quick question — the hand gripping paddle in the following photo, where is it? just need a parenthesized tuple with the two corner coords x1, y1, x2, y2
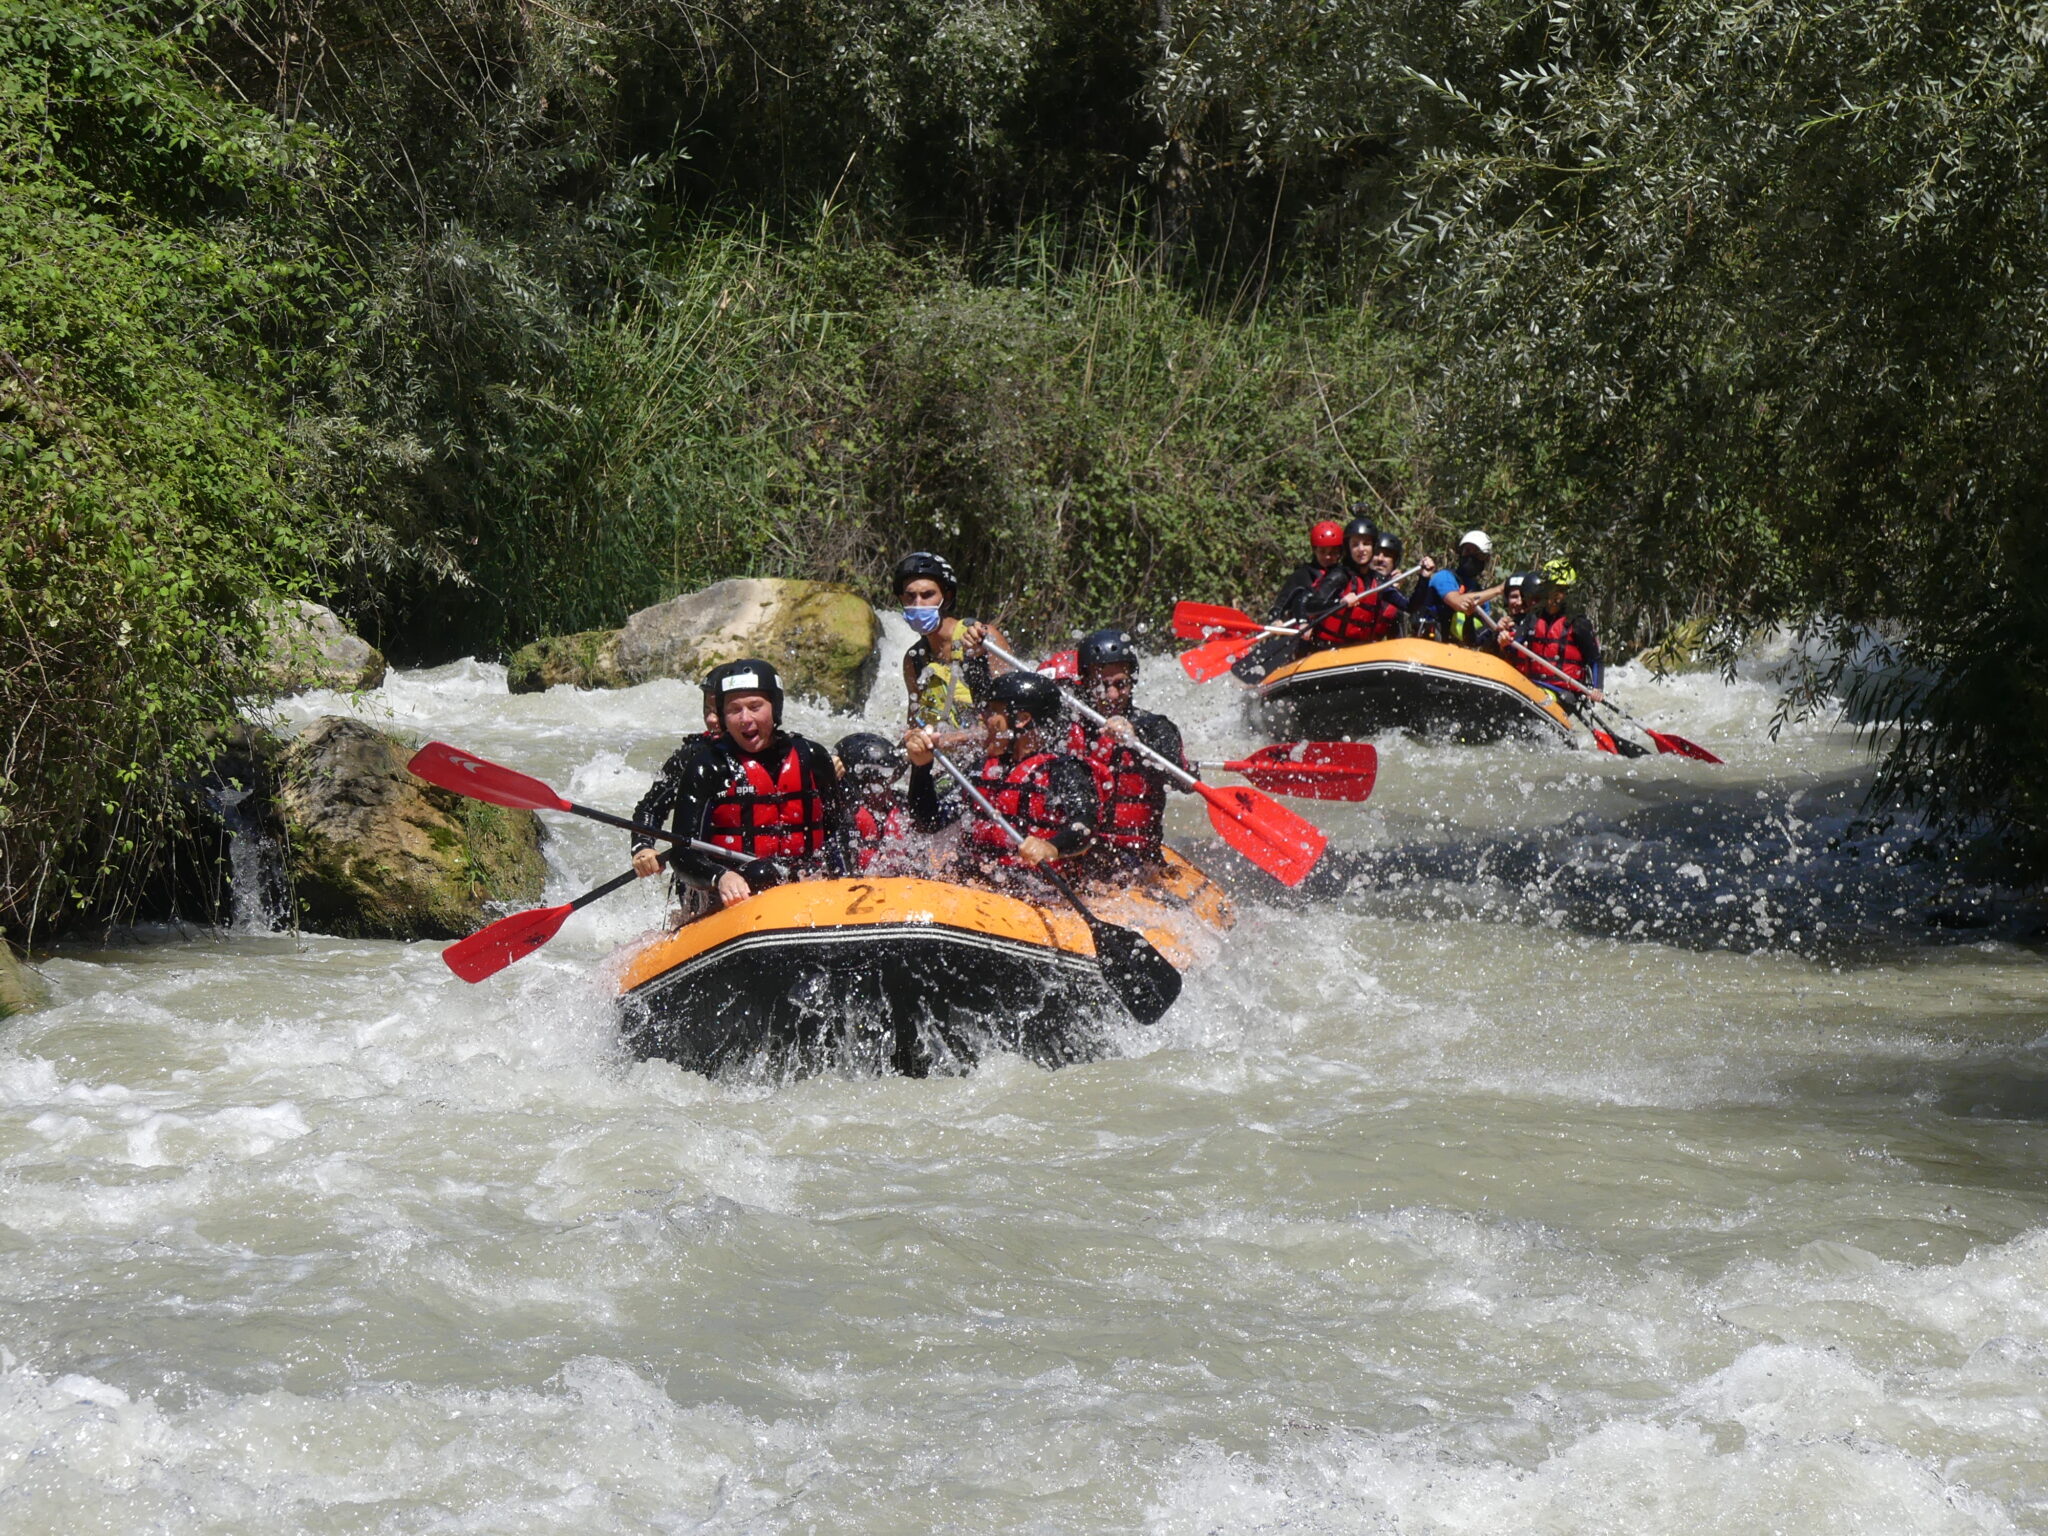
(984, 642, 1329, 886)
(407, 742, 752, 981)
(1175, 570, 1421, 684)
(927, 749, 1182, 1025)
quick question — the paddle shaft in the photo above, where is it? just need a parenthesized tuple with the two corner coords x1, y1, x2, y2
(1498, 627, 1600, 702)
(1195, 566, 1424, 642)
(985, 640, 1331, 886)
(572, 803, 748, 867)
(926, 750, 1105, 917)
(407, 743, 754, 867)
(985, 641, 1202, 793)
(569, 864, 645, 912)
(1294, 563, 1423, 630)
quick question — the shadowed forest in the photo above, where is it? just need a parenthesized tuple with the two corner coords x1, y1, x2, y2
(4, 0, 2045, 936)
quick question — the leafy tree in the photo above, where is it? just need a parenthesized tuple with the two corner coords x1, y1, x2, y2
(0, 0, 335, 936)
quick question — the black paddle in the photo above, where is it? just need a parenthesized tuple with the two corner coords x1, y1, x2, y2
(927, 749, 1182, 1025)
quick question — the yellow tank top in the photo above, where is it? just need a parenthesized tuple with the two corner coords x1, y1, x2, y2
(911, 659, 975, 728)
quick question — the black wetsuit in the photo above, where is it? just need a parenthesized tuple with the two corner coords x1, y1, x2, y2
(1269, 561, 1348, 624)
(631, 731, 851, 888)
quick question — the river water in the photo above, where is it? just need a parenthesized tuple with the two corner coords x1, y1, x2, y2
(5, 638, 2047, 1533)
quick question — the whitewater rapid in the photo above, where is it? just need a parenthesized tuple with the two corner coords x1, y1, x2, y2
(3, 639, 2045, 1532)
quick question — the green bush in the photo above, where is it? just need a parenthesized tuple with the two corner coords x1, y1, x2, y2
(0, 0, 334, 938)
(436, 221, 1420, 653)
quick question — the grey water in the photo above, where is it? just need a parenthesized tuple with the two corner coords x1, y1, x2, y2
(3, 637, 2046, 1533)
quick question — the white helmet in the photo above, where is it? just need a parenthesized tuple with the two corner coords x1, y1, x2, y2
(1457, 529, 1492, 556)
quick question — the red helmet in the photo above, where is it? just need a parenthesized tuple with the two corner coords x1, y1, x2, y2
(1309, 520, 1345, 550)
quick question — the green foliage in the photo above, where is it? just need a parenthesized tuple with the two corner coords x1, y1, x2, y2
(0, 0, 333, 937)
(440, 220, 1418, 652)
(14, 0, 2048, 930)
(1367, 0, 2048, 855)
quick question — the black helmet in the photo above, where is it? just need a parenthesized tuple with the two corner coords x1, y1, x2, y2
(1342, 516, 1378, 547)
(985, 669, 1064, 727)
(1077, 626, 1140, 676)
(834, 731, 906, 786)
(892, 551, 958, 611)
(704, 657, 785, 727)
(1372, 531, 1404, 561)
(1504, 570, 1537, 600)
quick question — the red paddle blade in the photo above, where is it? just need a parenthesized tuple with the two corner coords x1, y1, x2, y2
(408, 742, 572, 813)
(1181, 630, 1264, 682)
(1646, 729, 1725, 764)
(1225, 741, 1378, 801)
(1038, 650, 1080, 681)
(442, 902, 573, 982)
(1194, 783, 1326, 887)
(1589, 726, 1621, 756)
(1172, 601, 1264, 641)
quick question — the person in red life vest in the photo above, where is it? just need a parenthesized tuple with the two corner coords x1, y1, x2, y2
(1269, 518, 1351, 624)
(1481, 571, 1541, 673)
(1231, 516, 1352, 683)
(1063, 627, 1194, 874)
(1299, 520, 1412, 655)
(1513, 561, 1605, 707)
(834, 732, 913, 873)
(629, 659, 850, 909)
(903, 669, 1097, 885)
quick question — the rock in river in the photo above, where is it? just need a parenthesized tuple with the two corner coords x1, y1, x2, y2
(506, 578, 880, 712)
(505, 628, 625, 694)
(0, 943, 40, 1019)
(251, 600, 388, 696)
(279, 717, 547, 939)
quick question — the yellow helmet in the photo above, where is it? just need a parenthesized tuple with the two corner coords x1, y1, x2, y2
(1542, 558, 1579, 589)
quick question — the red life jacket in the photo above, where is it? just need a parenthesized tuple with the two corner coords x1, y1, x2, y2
(704, 744, 827, 860)
(1066, 721, 1166, 855)
(1525, 612, 1589, 683)
(1309, 570, 1402, 648)
(966, 751, 1062, 865)
(851, 802, 905, 870)
(1500, 628, 1542, 679)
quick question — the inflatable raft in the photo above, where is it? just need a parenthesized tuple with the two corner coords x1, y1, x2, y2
(1253, 637, 1572, 745)
(614, 849, 1232, 1079)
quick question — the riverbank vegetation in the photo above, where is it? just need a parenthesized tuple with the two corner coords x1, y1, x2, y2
(5, 0, 2045, 936)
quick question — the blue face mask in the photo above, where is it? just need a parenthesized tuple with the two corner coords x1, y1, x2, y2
(902, 606, 944, 635)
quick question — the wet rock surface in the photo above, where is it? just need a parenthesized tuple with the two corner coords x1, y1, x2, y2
(507, 578, 880, 710)
(278, 716, 546, 938)
(505, 628, 624, 693)
(251, 600, 387, 696)
(0, 942, 38, 1018)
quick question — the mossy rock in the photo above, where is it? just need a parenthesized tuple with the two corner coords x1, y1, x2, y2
(278, 717, 547, 939)
(506, 628, 625, 693)
(613, 577, 881, 712)
(249, 600, 387, 696)
(0, 943, 41, 1020)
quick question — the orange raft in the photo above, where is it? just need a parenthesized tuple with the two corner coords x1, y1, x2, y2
(1254, 637, 1572, 745)
(613, 848, 1233, 1078)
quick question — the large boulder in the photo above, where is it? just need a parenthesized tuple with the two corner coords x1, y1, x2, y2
(506, 628, 624, 693)
(506, 579, 881, 712)
(252, 600, 387, 696)
(0, 943, 39, 1019)
(278, 717, 547, 939)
